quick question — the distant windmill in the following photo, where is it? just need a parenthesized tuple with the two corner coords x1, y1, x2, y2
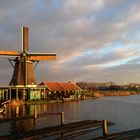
(0, 26, 56, 86)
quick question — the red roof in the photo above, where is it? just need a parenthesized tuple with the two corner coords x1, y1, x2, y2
(39, 81, 81, 92)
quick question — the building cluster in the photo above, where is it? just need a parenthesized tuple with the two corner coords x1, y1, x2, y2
(39, 81, 81, 101)
(0, 27, 83, 102)
(0, 81, 82, 101)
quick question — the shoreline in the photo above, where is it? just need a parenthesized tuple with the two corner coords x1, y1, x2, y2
(93, 90, 140, 97)
(24, 96, 97, 105)
(4, 90, 140, 106)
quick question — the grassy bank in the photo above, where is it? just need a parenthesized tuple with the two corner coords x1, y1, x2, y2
(92, 90, 140, 97)
(13, 90, 140, 105)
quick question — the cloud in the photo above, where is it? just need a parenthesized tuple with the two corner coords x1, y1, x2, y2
(63, 0, 104, 16)
(0, 0, 140, 85)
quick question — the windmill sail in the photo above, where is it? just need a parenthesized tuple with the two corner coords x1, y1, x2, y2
(0, 51, 20, 56)
(0, 26, 56, 86)
(22, 26, 29, 52)
(28, 53, 56, 60)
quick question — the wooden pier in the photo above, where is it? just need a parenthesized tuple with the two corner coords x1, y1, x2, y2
(0, 119, 112, 140)
(0, 111, 112, 139)
(0, 111, 140, 140)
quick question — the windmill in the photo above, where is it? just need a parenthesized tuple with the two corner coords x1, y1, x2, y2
(0, 26, 56, 86)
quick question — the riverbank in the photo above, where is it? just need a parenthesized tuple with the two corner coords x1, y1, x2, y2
(93, 90, 140, 97)
(2, 90, 140, 106)
(25, 97, 97, 105)
(26, 90, 140, 105)
(1, 97, 96, 106)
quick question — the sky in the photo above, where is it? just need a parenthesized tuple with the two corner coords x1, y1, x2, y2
(0, 0, 140, 85)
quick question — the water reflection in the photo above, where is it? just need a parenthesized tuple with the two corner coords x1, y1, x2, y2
(4, 105, 36, 135)
(10, 119, 35, 133)
(0, 101, 80, 135)
(1, 103, 60, 135)
(1, 96, 140, 136)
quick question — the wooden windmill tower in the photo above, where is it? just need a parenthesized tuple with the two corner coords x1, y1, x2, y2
(0, 26, 56, 86)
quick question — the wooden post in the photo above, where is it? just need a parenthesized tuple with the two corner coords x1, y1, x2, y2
(9, 89, 11, 101)
(6, 89, 8, 100)
(3, 90, 4, 100)
(103, 120, 108, 136)
(34, 108, 37, 118)
(33, 108, 37, 126)
(44, 88, 46, 99)
(16, 88, 18, 100)
(61, 112, 64, 125)
(23, 88, 25, 100)
(44, 88, 45, 99)
(0, 89, 2, 100)
(16, 106, 19, 117)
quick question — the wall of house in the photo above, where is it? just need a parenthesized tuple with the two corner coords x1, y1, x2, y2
(27, 90, 41, 100)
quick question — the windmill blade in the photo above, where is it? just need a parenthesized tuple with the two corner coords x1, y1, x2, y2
(0, 50, 20, 56)
(29, 56, 56, 60)
(28, 53, 56, 60)
(22, 26, 29, 52)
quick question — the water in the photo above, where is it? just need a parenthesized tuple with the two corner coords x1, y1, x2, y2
(1, 95, 140, 138)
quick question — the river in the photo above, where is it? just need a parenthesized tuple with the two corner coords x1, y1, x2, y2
(0, 95, 140, 138)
